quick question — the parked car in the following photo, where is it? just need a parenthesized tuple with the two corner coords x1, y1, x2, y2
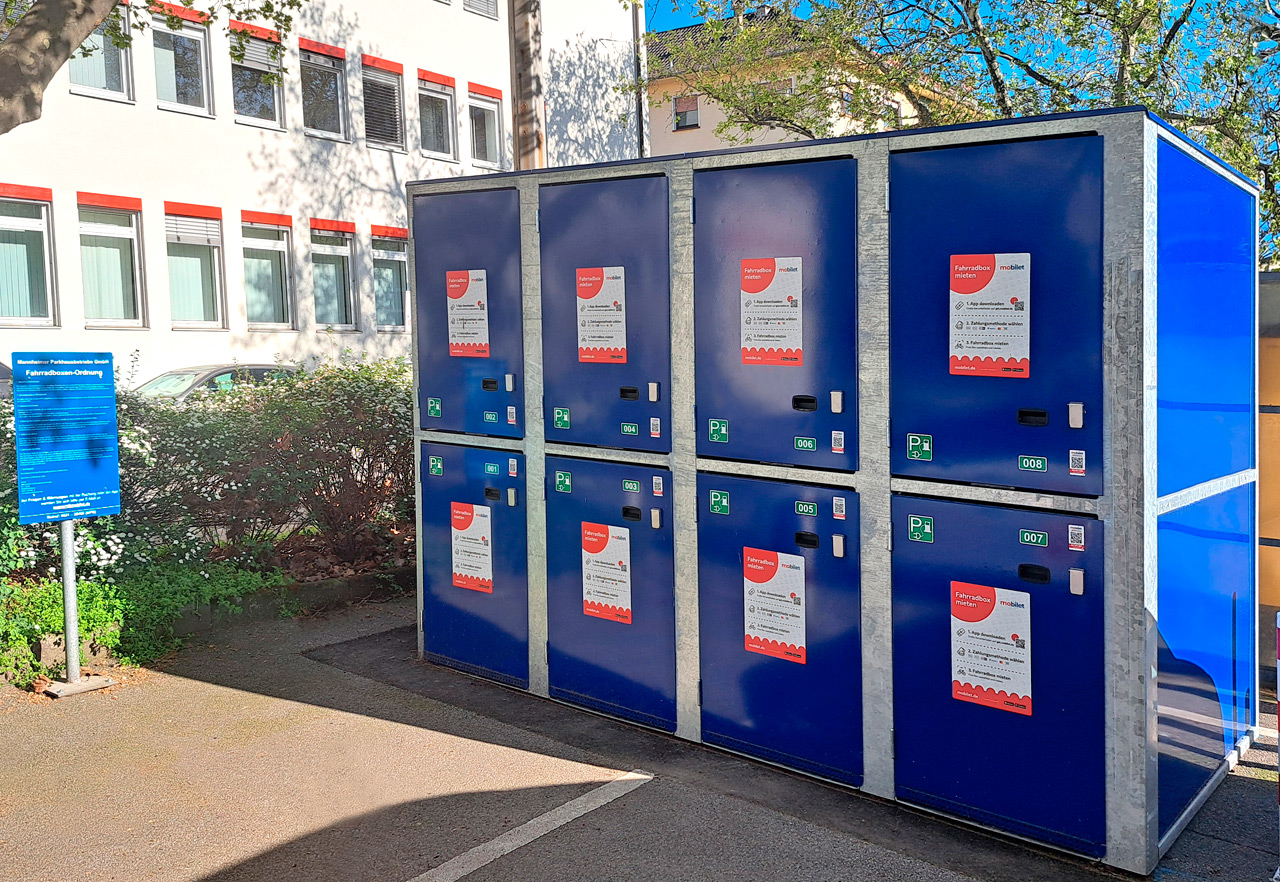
(136, 364, 298, 402)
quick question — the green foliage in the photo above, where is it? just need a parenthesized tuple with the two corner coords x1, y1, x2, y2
(0, 577, 123, 686)
(262, 356, 415, 561)
(110, 561, 284, 664)
(0, 353, 413, 687)
(646, 0, 1280, 262)
(0, 563, 283, 685)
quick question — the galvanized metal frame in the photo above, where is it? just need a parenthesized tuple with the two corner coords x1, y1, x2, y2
(406, 107, 1260, 876)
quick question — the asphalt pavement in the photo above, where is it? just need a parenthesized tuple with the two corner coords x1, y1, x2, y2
(0, 596, 1274, 882)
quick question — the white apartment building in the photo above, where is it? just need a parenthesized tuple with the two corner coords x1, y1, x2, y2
(0, 0, 645, 385)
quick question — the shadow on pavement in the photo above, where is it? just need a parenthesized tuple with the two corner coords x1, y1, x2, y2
(192, 784, 591, 882)
(158, 606, 1276, 882)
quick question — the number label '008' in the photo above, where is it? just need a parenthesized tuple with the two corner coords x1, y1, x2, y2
(1018, 455, 1047, 472)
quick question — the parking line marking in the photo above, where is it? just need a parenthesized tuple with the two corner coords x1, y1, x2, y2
(407, 769, 654, 882)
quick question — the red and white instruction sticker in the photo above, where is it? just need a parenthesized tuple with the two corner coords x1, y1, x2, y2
(951, 581, 1031, 715)
(949, 253, 1030, 378)
(582, 522, 632, 624)
(447, 269, 490, 358)
(451, 502, 493, 592)
(577, 267, 627, 363)
(743, 546, 806, 663)
(741, 257, 803, 366)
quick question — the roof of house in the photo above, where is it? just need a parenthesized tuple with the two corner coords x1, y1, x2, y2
(647, 5, 807, 77)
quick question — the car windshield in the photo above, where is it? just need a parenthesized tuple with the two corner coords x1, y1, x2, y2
(137, 371, 201, 397)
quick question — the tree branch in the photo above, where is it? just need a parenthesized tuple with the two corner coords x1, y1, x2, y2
(957, 0, 1013, 115)
(0, 0, 119, 135)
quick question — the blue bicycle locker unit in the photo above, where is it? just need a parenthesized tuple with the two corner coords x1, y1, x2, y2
(889, 136, 1105, 495)
(540, 176, 672, 453)
(420, 442, 529, 688)
(414, 188, 524, 438)
(697, 473, 862, 786)
(890, 495, 1105, 855)
(1153, 133, 1258, 839)
(693, 159, 859, 470)
(404, 108, 1262, 876)
(544, 456, 677, 730)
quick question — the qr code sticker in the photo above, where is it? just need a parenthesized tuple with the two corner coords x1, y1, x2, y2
(833, 496, 846, 520)
(1069, 449, 1086, 476)
(1068, 524, 1085, 551)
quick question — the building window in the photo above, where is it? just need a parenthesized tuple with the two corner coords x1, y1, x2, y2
(463, 0, 499, 18)
(69, 16, 133, 100)
(418, 79, 455, 159)
(301, 50, 347, 139)
(0, 199, 55, 324)
(674, 95, 699, 130)
(166, 214, 223, 326)
(79, 208, 143, 324)
(468, 95, 501, 166)
(310, 230, 353, 326)
(232, 36, 283, 127)
(243, 225, 292, 326)
(362, 65, 405, 149)
(153, 19, 212, 114)
(372, 237, 407, 328)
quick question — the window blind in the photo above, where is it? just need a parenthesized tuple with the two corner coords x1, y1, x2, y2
(166, 214, 220, 246)
(363, 68, 404, 146)
(238, 36, 279, 71)
(463, 0, 498, 17)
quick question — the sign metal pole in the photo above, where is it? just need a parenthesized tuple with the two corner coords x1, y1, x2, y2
(60, 518, 79, 684)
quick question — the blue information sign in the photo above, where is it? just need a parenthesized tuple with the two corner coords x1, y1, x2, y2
(14, 352, 121, 525)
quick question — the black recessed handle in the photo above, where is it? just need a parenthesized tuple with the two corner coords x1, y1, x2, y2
(619, 386, 640, 401)
(1018, 564, 1051, 584)
(483, 487, 501, 501)
(795, 531, 819, 549)
(622, 506, 642, 522)
(481, 378, 499, 391)
(1017, 408, 1049, 427)
(792, 395, 818, 412)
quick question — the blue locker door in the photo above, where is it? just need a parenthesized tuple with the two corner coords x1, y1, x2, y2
(693, 160, 859, 470)
(891, 495, 1105, 855)
(420, 442, 528, 688)
(697, 473, 862, 785)
(889, 137, 1104, 495)
(414, 188, 524, 437)
(540, 176, 672, 452)
(544, 456, 676, 730)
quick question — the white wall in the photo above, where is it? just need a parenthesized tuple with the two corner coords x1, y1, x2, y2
(541, 0, 648, 165)
(0, 0, 515, 385)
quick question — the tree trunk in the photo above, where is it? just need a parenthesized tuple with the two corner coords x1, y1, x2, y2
(0, 0, 120, 135)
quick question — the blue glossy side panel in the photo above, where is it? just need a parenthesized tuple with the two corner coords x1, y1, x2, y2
(420, 442, 528, 687)
(888, 137, 1104, 495)
(891, 496, 1105, 855)
(697, 473, 862, 785)
(540, 176, 672, 452)
(1156, 141, 1257, 495)
(1156, 483, 1256, 837)
(544, 456, 676, 729)
(693, 159, 859, 470)
(414, 189, 524, 437)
